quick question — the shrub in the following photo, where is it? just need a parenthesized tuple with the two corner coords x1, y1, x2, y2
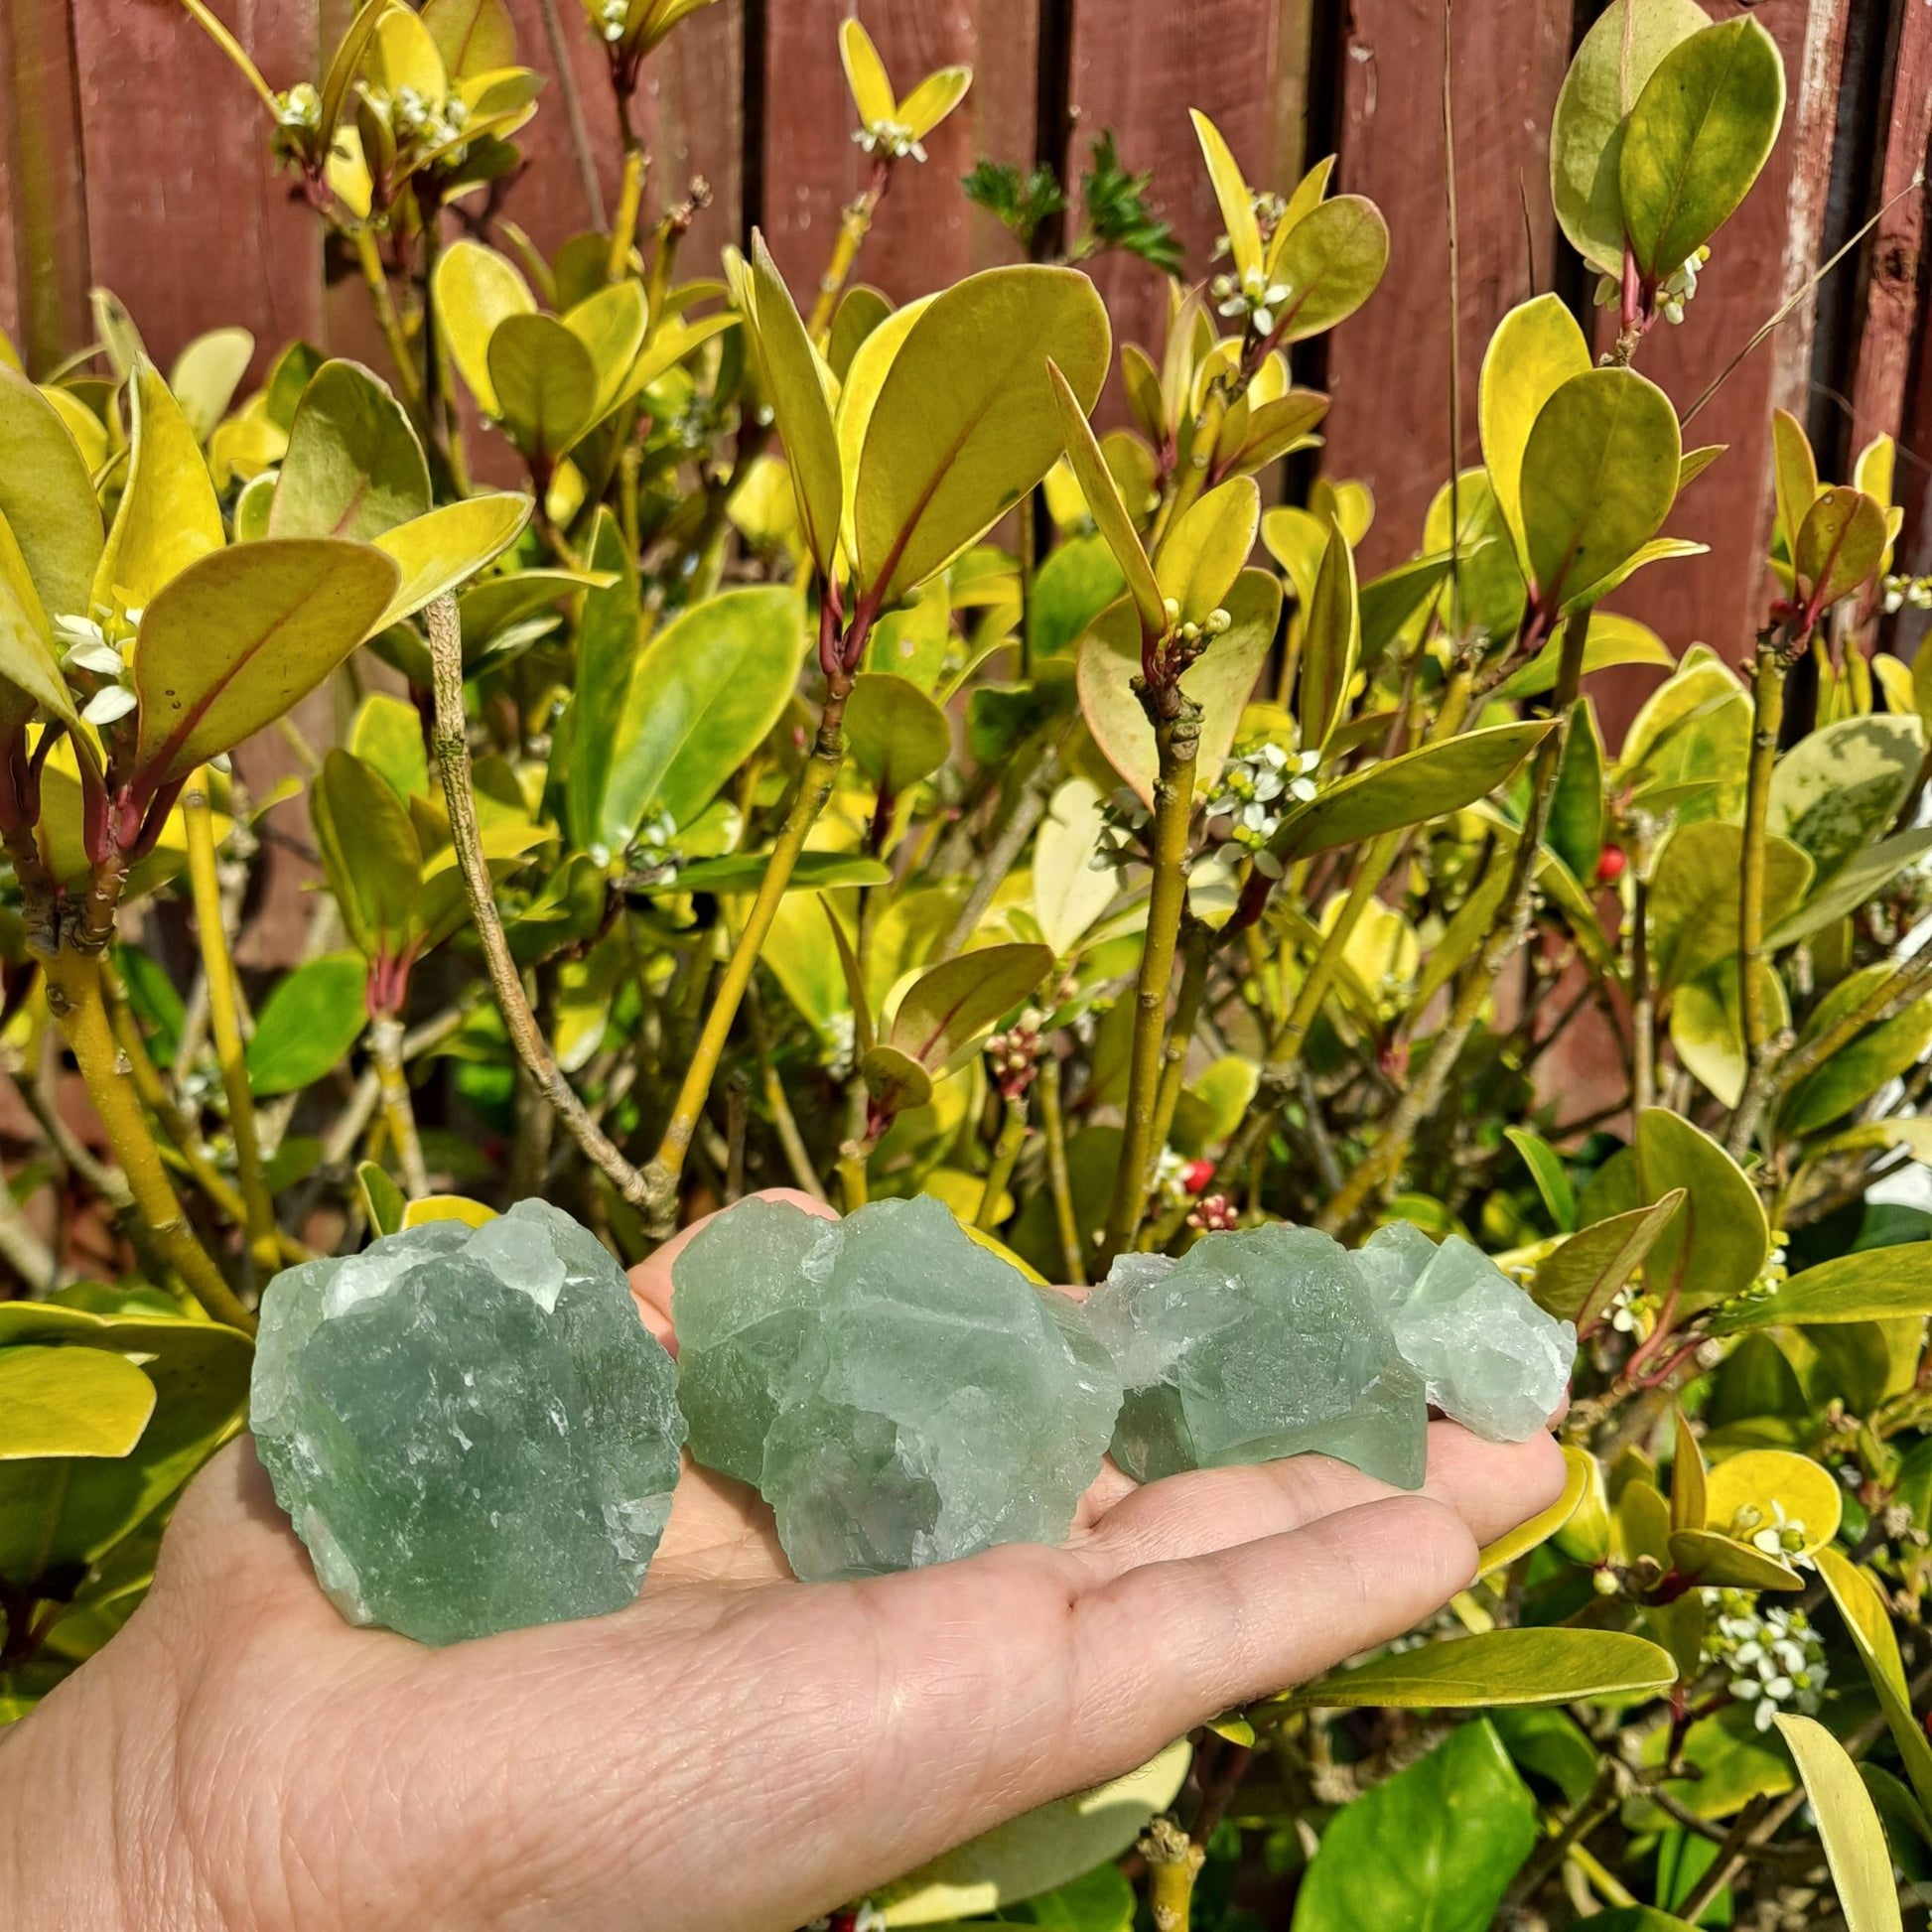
(3, 0, 1930, 1924)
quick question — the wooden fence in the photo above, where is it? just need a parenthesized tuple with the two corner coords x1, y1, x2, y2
(2, 0, 1931, 725)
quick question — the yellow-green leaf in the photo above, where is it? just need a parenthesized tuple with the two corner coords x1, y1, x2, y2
(838, 16, 896, 127)
(131, 538, 401, 788)
(1045, 357, 1164, 637)
(1190, 109, 1262, 283)
(369, 492, 533, 631)
(1772, 407, 1819, 558)
(1155, 476, 1258, 627)
(0, 367, 102, 621)
(1636, 1108, 1768, 1313)
(167, 327, 254, 445)
(1793, 486, 1889, 618)
(1299, 519, 1358, 754)
(268, 358, 431, 542)
(1478, 1444, 1593, 1575)
(421, 0, 516, 79)
(1816, 1546, 1932, 1822)
(1532, 1191, 1685, 1328)
(311, 748, 424, 961)
(487, 313, 599, 459)
(1286, 1628, 1676, 1710)
(897, 66, 972, 142)
(1717, 1246, 1932, 1331)
(747, 231, 843, 580)
(1667, 1527, 1801, 1591)
(1479, 294, 1592, 577)
(0, 1346, 157, 1460)
(93, 358, 225, 619)
(1776, 1715, 1903, 1932)
(889, 942, 1053, 1076)
(853, 265, 1109, 607)
(846, 671, 952, 795)
(0, 535, 80, 728)
(1703, 1449, 1841, 1558)
(1268, 197, 1389, 344)
(433, 237, 537, 417)
(563, 280, 649, 414)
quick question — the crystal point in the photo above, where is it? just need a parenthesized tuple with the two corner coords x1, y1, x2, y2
(251, 1199, 685, 1645)
(673, 1195, 1122, 1582)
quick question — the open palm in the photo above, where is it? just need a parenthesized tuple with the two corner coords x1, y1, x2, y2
(0, 1191, 1566, 1931)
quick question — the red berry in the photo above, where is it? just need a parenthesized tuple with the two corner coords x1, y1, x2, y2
(1181, 1159, 1215, 1194)
(1595, 846, 1627, 885)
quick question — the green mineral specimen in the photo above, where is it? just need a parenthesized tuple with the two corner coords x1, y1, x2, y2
(1084, 1229, 1429, 1487)
(1352, 1221, 1576, 1442)
(672, 1194, 1122, 1582)
(251, 1200, 685, 1645)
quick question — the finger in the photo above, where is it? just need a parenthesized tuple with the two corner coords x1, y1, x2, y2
(1073, 1493, 1477, 1753)
(1082, 1423, 1566, 1573)
(626, 1187, 838, 1343)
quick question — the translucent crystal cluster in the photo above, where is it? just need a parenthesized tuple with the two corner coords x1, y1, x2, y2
(672, 1194, 1122, 1582)
(251, 1200, 685, 1645)
(1084, 1229, 1430, 1488)
(1351, 1222, 1577, 1443)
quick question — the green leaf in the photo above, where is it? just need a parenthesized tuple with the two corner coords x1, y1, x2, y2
(433, 237, 536, 417)
(1358, 551, 1455, 669)
(889, 942, 1054, 1076)
(359, 1159, 406, 1236)
(1033, 778, 1121, 959)
(246, 953, 371, 1095)
(422, 0, 516, 76)
(0, 367, 102, 621)
(1620, 18, 1786, 280)
(1033, 534, 1126, 660)
(1793, 486, 1891, 616)
(1636, 1108, 1769, 1312)
(1772, 408, 1819, 558)
(597, 584, 802, 852)
(0, 1346, 157, 1459)
(1300, 520, 1358, 755)
(1768, 828, 1932, 947)
(1783, 995, 1932, 1138)
(748, 231, 843, 580)
(1776, 1715, 1903, 1932)
(1286, 1628, 1676, 1711)
(1520, 367, 1680, 610)
(670, 851, 892, 896)
(1478, 294, 1592, 577)
(1533, 1192, 1686, 1327)
(563, 283, 648, 416)
(167, 327, 255, 445)
(1667, 1528, 1801, 1591)
(1156, 477, 1258, 629)
(1269, 196, 1390, 344)
(859, 1041, 934, 1116)
(268, 358, 431, 541)
(846, 671, 952, 795)
(93, 358, 225, 618)
(0, 1306, 252, 1587)
(1505, 1127, 1577, 1232)
(1290, 1722, 1535, 1932)
(1648, 819, 1813, 990)
(310, 750, 423, 961)
(1671, 960, 1786, 1109)
(1078, 570, 1280, 809)
(487, 313, 599, 460)
(563, 507, 639, 857)
(350, 690, 430, 800)
(1272, 721, 1553, 863)
(1549, 696, 1605, 883)
(131, 539, 401, 788)
(1493, 610, 1672, 701)
(1550, 0, 1711, 274)
(876, 1739, 1189, 1925)
(0, 537, 79, 727)
(1816, 1546, 1932, 1823)
(854, 265, 1110, 607)
(1719, 1247, 1932, 1330)
(368, 492, 533, 631)
(1772, 713, 1922, 886)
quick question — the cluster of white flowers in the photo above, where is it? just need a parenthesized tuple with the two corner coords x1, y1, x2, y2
(1593, 248, 1710, 328)
(595, 0, 630, 43)
(1205, 743, 1317, 859)
(1151, 1145, 1192, 1203)
(821, 1010, 857, 1081)
(369, 83, 471, 161)
(1210, 262, 1295, 339)
(1725, 1498, 1812, 1568)
(1704, 1589, 1828, 1731)
(274, 81, 323, 132)
(854, 120, 924, 164)
(1089, 787, 1152, 871)
(54, 613, 139, 728)
(1883, 573, 1932, 615)
(1161, 595, 1232, 659)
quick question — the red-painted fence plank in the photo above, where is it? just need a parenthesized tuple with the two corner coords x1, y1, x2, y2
(1321, 0, 1575, 577)
(1066, 0, 1310, 413)
(69, 0, 326, 380)
(646, 0, 746, 271)
(0, 0, 93, 375)
(759, 0, 1034, 309)
(498, 0, 626, 258)
(1597, 0, 1850, 712)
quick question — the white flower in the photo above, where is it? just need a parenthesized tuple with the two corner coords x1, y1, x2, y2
(80, 684, 137, 726)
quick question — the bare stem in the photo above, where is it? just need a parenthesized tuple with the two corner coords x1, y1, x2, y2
(977, 1092, 1030, 1230)
(366, 1014, 430, 1199)
(352, 227, 422, 406)
(1105, 699, 1201, 1256)
(426, 591, 655, 1212)
(39, 947, 253, 1332)
(1140, 1817, 1205, 1932)
(1727, 632, 1792, 1158)
(1039, 1053, 1085, 1285)
(182, 772, 279, 1282)
(808, 163, 890, 345)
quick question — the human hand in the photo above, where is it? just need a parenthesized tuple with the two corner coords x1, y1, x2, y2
(0, 1190, 1566, 1931)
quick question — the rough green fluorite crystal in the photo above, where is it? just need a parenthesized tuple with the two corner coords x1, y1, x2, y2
(251, 1200, 685, 1645)
(1084, 1229, 1430, 1488)
(672, 1194, 1122, 1582)
(1352, 1221, 1577, 1442)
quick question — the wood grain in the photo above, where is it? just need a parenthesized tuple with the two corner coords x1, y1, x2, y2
(69, 0, 325, 379)
(648, 0, 746, 268)
(1322, 0, 1575, 576)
